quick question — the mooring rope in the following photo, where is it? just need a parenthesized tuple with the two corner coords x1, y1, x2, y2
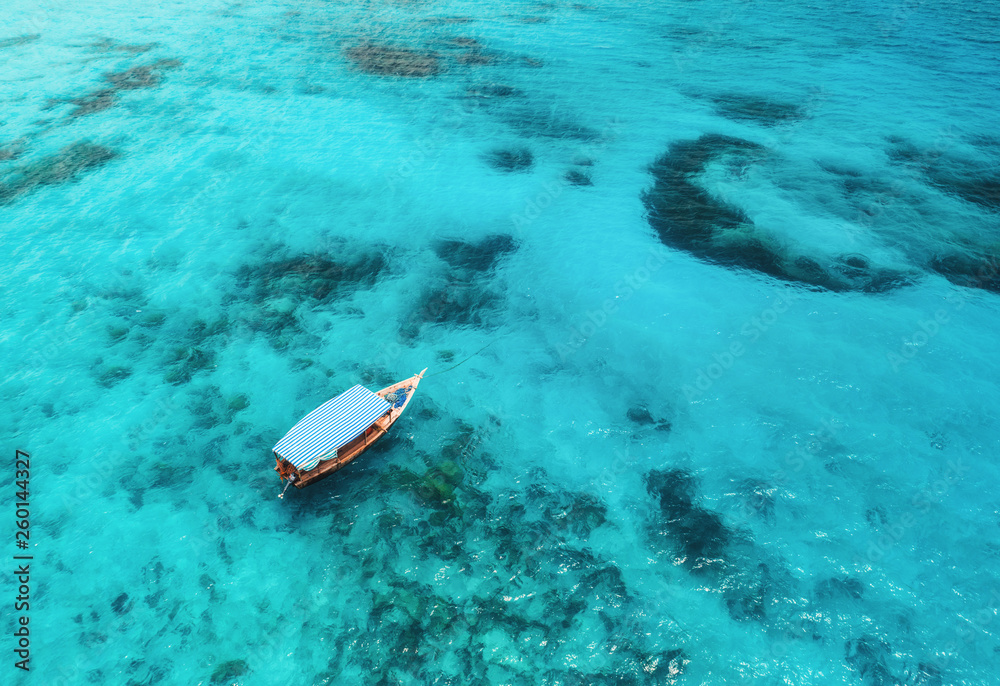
(424, 337, 500, 378)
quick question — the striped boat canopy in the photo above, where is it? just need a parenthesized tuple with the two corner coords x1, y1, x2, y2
(273, 385, 391, 471)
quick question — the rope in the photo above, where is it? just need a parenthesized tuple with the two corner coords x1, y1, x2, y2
(425, 337, 500, 378)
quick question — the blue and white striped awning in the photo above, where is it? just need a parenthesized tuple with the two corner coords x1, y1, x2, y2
(273, 385, 391, 470)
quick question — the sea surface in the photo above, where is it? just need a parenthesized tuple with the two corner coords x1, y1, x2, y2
(2, 0, 999, 684)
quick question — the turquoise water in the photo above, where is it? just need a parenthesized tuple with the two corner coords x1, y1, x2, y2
(3, 0, 999, 683)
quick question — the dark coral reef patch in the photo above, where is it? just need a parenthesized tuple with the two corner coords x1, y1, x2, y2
(235, 252, 389, 304)
(407, 279, 503, 333)
(710, 92, 806, 126)
(224, 250, 389, 347)
(87, 38, 159, 54)
(645, 468, 795, 624)
(401, 235, 517, 338)
(483, 147, 533, 172)
(0, 142, 117, 205)
(331, 430, 689, 684)
(345, 43, 441, 77)
(887, 136, 1000, 212)
(927, 253, 1000, 293)
(0, 34, 40, 49)
(643, 134, 910, 292)
(433, 234, 517, 272)
(55, 58, 183, 118)
(884, 136, 1000, 291)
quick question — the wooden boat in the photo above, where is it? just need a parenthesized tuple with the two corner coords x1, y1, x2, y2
(273, 368, 427, 494)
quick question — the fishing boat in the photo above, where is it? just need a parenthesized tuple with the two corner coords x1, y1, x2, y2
(272, 368, 427, 495)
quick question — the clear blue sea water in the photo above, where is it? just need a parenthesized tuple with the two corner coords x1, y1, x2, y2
(2, 0, 999, 684)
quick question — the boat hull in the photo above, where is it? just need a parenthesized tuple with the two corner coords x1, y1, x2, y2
(277, 369, 426, 489)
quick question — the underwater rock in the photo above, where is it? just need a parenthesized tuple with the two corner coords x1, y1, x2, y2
(406, 278, 502, 332)
(626, 406, 670, 432)
(465, 83, 519, 99)
(643, 135, 779, 271)
(845, 636, 895, 686)
(87, 38, 159, 54)
(646, 649, 687, 684)
(138, 312, 166, 327)
(111, 592, 133, 615)
(736, 478, 775, 523)
(911, 662, 943, 686)
(186, 318, 230, 344)
(456, 49, 496, 65)
(433, 234, 518, 271)
(865, 505, 888, 529)
(347, 465, 687, 681)
(345, 43, 441, 77)
(0, 139, 26, 161)
(422, 16, 475, 25)
(210, 659, 248, 685)
(815, 576, 865, 600)
(723, 561, 775, 622)
(932, 174, 1000, 211)
(564, 169, 592, 186)
(710, 93, 805, 126)
(96, 365, 132, 387)
(928, 432, 945, 451)
(105, 65, 164, 90)
(579, 566, 629, 608)
(841, 253, 870, 271)
(725, 584, 765, 622)
(238, 253, 388, 304)
(0, 34, 40, 49)
(67, 90, 117, 117)
(163, 346, 215, 385)
(646, 469, 733, 569)
(227, 394, 250, 412)
(567, 493, 608, 536)
(107, 324, 129, 342)
(888, 136, 1000, 211)
(484, 147, 533, 172)
(643, 135, 910, 292)
(928, 253, 1000, 293)
(524, 485, 609, 538)
(672, 506, 730, 568)
(0, 142, 117, 205)
(60, 59, 181, 118)
(447, 37, 481, 47)
(646, 469, 697, 520)
(384, 460, 465, 512)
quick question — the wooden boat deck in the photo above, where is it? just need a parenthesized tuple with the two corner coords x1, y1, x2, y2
(287, 369, 426, 488)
